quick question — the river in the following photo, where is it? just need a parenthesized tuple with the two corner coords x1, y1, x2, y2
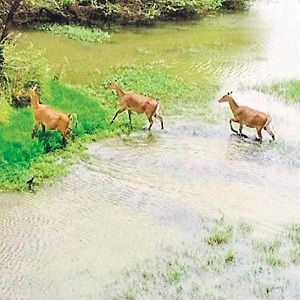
(1, 0, 300, 298)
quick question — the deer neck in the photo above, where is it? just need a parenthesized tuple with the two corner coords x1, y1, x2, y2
(228, 97, 239, 113)
(115, 85, 125, 100)
(30, 92, 40, 110)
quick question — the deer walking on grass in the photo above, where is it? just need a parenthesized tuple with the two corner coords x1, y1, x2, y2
(107, 80, 164, 130)
(218, 91, 275, 143)
(29, 86, 76, 144)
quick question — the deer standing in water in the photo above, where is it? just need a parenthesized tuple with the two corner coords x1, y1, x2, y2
(107, 80, 164, 130)
(218, 91, 275, 143)
(29, 86, 75, 144)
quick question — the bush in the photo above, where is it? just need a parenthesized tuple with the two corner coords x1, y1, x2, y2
(2, 41, 50, 107)
(14, 0, 250, 27)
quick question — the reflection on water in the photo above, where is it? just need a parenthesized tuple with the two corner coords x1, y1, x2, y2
(2, 0, 300, 298)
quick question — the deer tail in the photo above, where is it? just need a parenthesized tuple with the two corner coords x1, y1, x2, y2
(154, 102, 162, 117)
(264, 115, 272, 128)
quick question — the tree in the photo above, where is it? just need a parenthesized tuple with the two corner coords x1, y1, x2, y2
(0, 0, 22, 74)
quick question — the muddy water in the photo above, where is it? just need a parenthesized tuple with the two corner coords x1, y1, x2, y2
(2, 0, 300, 298)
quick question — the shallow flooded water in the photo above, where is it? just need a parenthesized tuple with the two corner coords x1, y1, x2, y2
(2, 0, 300, 298)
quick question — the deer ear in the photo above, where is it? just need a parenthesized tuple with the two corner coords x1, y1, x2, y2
(227, 92, 230, 95)
(230, 91, 233, 94)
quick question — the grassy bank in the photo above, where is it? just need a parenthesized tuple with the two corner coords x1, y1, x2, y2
(0, 67, 216, 192)
(0, 80, 114, 192)
(257, 80, 300, 104)
(102, 218, 300, 299)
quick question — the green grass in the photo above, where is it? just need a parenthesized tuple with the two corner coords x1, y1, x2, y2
(257, 80, 300, 104)
(252, 239, 285, 267)
(0, 95, 12, 124)
(37, 24, 111, 43)
(0, 80, 117, 192)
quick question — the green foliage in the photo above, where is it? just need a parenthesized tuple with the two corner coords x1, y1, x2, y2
(157, 0, 223, 12)
(2, 41, 50, 107)
(26, 0, 75, 9)
(19, 0, 249, 27)
(221, 0, 250, 10)
(37, 24, 111, 43)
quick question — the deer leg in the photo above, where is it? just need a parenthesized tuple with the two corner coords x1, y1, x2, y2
(155, 114, 164, 130)
(256, 127, 263, 143)
(148, 116, 154, 130)
(128, 110, 133, 129)
(41, 124, 46, 132)
(60, 130, 69, 145)
(230, 118, 239, 135)
(110, 109, 125, 124)
(32, 123, 40, 138)
(239, 123, 248, 139)
(264, 125, 275, 140)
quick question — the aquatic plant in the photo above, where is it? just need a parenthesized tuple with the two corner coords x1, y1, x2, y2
(37, 24, 111, 42)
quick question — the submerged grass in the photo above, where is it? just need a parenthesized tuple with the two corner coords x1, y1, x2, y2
(102, 219, 300, 299)
(0, 67, 211, 192)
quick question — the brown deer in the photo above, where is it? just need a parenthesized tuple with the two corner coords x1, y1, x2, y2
(29, 86, 75, 144)
(218, 91, 275, 143)
(107, 80, 164, 130)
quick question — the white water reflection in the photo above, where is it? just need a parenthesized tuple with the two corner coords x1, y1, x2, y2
(221, 0, 300, 87)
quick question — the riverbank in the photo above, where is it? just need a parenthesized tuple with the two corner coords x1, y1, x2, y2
(14, 0, 250, 27)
